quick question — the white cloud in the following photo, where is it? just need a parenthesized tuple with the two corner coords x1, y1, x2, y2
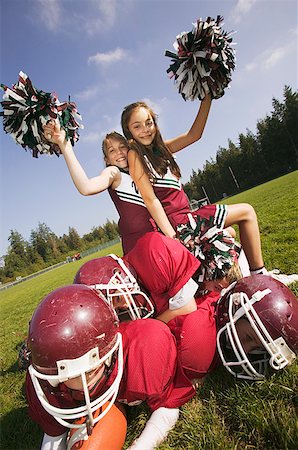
(244, 62, 257, 72)
(75, 86, 99, 101)
(36, 0, 127, 36)
(88, 48, 128, 65)
(264, 47, 285, 70)
(98, 0, 117, 28)
(37, 0, 61, 31)
(80, 0, 119, 36)
(244, 40, 294, 72)
(80, 131, 101, 143)
(230, 0, 257, 24)
(289, 27, 298, 36)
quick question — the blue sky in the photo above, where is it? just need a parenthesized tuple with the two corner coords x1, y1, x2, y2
(0, 0, 297, 256)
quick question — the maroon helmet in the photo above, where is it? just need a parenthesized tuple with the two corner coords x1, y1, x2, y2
(28, 284, 123, 431)
(74, 254, 154, 320)
(216, 275, 298, 380)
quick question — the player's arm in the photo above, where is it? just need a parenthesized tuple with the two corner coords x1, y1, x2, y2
(43, 121, 121, 195)
(128, 407, 179, 450)
(128, 150, 176, 238)
(165, 94, 212, 153)
(156, 298, 197, 323)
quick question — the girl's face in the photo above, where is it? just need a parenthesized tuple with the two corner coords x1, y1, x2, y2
(127, 107, 156, 145)
(105, 138, 129, 169)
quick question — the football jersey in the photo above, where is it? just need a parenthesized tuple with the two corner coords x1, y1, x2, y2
(167, 291, 220, 380)
(117, 319, 195, 410)
(124, 232, 200, 315)
(25, 319, 195, 436)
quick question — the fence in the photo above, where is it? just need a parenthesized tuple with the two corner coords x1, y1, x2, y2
(0, 237, 121, 292)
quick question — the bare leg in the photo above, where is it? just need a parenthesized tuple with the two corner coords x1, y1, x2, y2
(225, 225, 236, 238)
(225, 204, 264, 271)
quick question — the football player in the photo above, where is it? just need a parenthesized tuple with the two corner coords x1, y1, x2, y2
(25, 284, 195, 450)
(74, 233, 298, 384)
(74, 232, 239, 383)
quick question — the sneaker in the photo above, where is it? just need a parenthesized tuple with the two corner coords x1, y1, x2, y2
(268, 269, 298, 286)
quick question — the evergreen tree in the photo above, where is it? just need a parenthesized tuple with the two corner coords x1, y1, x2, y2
(67, 227, 81, 250)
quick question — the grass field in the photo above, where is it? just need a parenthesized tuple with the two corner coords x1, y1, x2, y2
(1, 171, 297, 449)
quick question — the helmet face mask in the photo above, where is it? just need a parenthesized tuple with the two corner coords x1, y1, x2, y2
(74, 254, 155, 321)
(28, 285, 123, 432)
(216, 275, 297, 380)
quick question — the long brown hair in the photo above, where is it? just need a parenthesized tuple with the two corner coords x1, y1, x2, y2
(121, 102, 181, 180)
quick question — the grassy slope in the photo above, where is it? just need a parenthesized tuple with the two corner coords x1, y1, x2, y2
(1, 173, 297, 449)
(219, 170, 298, 273)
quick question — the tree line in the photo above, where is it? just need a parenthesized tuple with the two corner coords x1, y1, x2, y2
(183, 86, 298, 203)
(0, 220, 119, 283)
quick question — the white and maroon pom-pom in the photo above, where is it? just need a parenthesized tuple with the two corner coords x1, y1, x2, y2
(165, 16, 236, 101)
(0, 71, 83, 158)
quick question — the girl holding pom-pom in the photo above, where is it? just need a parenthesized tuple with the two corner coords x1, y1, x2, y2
(43, 121, 157, 254)
(120, 98, 279, 280)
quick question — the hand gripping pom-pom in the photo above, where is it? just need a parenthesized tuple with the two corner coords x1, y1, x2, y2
(165, 16, 236, 101)
(0, 71, 84, 158)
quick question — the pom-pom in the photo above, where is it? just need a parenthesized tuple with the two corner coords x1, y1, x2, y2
(165, 16, 236, 101)
(177, 218, 239, 281)
(0, 71, 84, 158)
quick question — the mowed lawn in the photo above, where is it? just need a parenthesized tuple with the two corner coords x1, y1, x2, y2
(0, 171, 297, 449)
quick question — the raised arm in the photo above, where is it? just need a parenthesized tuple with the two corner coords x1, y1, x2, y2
(165, 94, 212, 153)
(128, 150, 176, 238)
(43, 121, 121, 195)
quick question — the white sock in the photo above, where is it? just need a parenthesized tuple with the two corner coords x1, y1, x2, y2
(128, 407, 179, 450)
(238, 250, 250, 277)
(250, 267, 268, 276)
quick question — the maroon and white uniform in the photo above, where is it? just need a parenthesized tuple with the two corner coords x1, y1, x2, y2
(108, 169, 157, 254)
(117, 319, 194, 409)
(124, 232, 200, 315)
(150, 164, 228, 231)
(124, 232, 220, 380)
(26, 318, 195, 437)
(168, 292, 220, 380)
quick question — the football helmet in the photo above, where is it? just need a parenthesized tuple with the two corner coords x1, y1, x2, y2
(28, 284, 123, 432)
(74, 254, 154, 320)
(216, 275, 298, 380)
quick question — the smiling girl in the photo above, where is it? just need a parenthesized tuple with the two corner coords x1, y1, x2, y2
(43, 122, 156, 253)
(121, 97, 272, 277)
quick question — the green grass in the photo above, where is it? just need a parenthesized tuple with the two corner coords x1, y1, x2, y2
(219, 170, 298, 273)
(1, 172, 298, 449)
